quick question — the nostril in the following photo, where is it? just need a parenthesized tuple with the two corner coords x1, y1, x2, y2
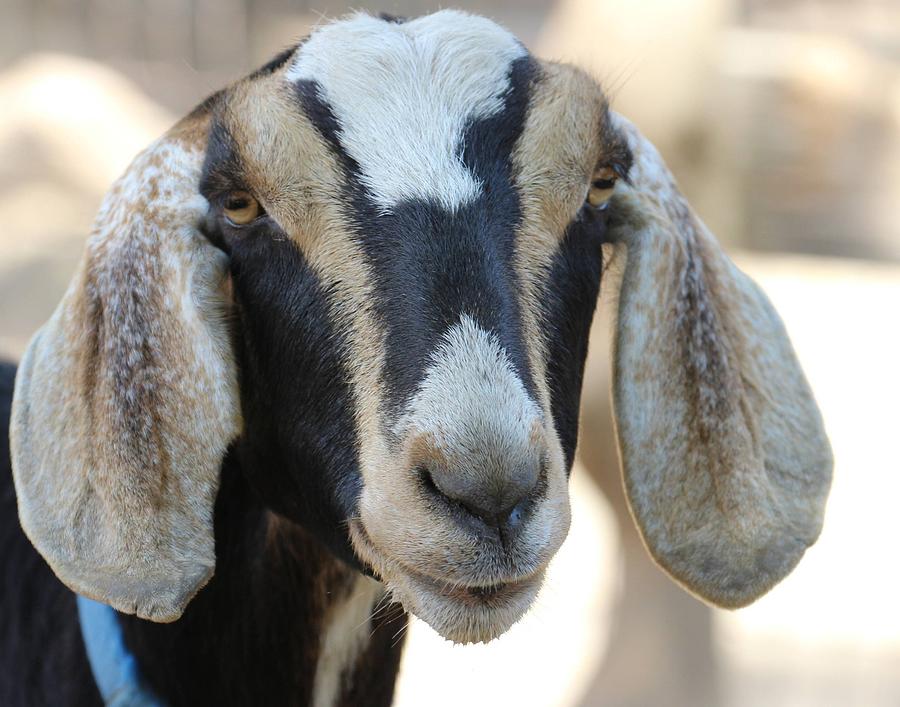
(417, 460, 542, 539)
(417, 466, 439, 496)
(461, 496, 531, 534)
(418, 465, 474, 515)
(418, 465, 476, 517)
(412, 429, 551, 540)
(506, 498, 528, 530)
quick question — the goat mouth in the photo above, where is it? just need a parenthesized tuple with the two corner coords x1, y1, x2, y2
(348, 518, 540, 598)
(406, 570, 544, 618)
(348, 518, 545, 643)
(398, 562, 545, 644)
(402, 563, 543, 607)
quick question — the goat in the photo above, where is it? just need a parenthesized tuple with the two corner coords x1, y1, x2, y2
(2, 10, 832, 706)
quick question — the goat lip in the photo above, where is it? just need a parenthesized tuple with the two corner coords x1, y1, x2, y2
(347, 518, 542, 605)
(347, 518, 544, 643)
(348, 519, 540, 596)
(399, 566, 545, 644)
(403, 566, 543, 607)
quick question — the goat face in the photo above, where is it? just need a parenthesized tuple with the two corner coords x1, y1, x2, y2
(10, 10, 832, 646)
(206, 13, 620, 643)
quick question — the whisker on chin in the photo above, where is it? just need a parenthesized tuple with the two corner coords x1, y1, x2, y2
(390, 621, 410, 649)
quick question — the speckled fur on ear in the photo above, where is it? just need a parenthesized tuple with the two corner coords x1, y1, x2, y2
(607, 113, 832, 608)
(9, 116, 241, 622)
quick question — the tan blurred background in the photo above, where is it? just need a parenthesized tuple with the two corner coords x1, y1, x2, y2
(1, 1, 898, 706)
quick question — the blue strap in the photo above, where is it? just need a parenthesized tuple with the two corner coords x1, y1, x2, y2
(76, 595, 166, 706)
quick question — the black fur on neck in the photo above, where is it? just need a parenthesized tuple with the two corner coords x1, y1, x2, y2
(117, 449, 408, 707)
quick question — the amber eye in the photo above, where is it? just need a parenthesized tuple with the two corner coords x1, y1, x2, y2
(586, 167, 618, 209)
(223, 191, 261, 225)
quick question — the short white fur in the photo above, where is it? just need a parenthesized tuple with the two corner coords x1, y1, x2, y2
(287, 10, 526, 212)
(397, 314, 541, 455)
(312, 576, 384, 707)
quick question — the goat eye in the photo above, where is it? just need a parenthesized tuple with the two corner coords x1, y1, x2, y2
(223, 191, 261, 226)
(586, 167, 618, 209)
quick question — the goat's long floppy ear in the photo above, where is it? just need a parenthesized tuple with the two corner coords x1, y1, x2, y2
(10, 118, 241, 622)
(607, 114, 832, 608)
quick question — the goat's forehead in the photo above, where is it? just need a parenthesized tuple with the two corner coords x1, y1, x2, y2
(282, 10, 529, 211)
(210, 9, 613, 223)
(288, 10, 523, 74)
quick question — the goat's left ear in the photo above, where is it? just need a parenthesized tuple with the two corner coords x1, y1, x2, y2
(9, 117, 241, 622)
(606, 113, 833, 608)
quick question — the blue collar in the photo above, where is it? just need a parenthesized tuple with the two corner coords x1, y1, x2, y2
(76, 595, 166, 706)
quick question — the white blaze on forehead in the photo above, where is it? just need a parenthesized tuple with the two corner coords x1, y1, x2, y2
(286, 10, 527, 212)
(398, 314, 541, 451)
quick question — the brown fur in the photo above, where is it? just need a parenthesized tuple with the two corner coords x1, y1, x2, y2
(512, 62, 609, 417)
(226, 73, 390, 491)
(10, 115, 241, 622)
(608, 114, 833, 607)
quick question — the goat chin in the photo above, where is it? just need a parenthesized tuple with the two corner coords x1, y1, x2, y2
(387, 566, 546, 645)
(347, 517, 548, 644)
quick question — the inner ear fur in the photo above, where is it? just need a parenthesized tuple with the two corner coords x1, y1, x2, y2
(607, 113, 833, 608)
(9, 117, 241, 622)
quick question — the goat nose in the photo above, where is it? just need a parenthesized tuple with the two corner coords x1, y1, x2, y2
(413, 433, 544, 535)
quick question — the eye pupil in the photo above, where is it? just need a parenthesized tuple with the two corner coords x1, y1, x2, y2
(223, 190, 261, 226)
(586, 167, 618, 209)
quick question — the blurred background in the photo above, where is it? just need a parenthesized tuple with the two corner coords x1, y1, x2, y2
(0, 1, 898, 705)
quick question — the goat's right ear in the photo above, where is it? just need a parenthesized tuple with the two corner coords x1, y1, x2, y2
(605, 113, 832, 609)
(10, 117, 241, 622)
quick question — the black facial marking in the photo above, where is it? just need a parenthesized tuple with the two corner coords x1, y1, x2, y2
(228, 229, 363, 566)
(200, 117, 364, 564)
(200, 114, 244, 200)
(295, 55, 541, 424)
(541, 207, 607, 469)
(293, 81, 350, 169)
